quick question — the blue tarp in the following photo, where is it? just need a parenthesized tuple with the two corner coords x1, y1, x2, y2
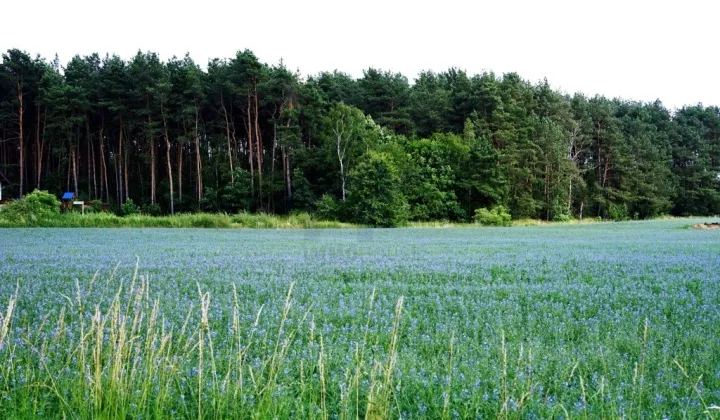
(62, 192, 76, 200)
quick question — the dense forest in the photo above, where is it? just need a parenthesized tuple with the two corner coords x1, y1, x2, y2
(1, 49, 719, 224)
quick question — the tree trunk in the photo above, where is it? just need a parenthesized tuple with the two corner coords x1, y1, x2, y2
(44, 134, 50, 188)
(114, 147, 119, 206)
(18, 80, 24, 197)
(602, 158, 610, 188)
(567, 176, 573, 214)
(337, 139, 346, 201)
(71, 145, 79, 194)
(166, 137, 174, 214)
(148, 96, 155, 204)
(284, 147, 292, 208)
(221, 93, 234, 184)
(150, 134, 155, 204)
(39, 109, 47, 190)
(161, 103, 174, 215)
(545, 165, 550, 221)
(340, 161, 345, 200)
(118, 120, 124, 204)
(177, 142, 183, 203)
(67, 149, 71, 192)
(99, 124, 109, 204)
(254, 88, 263, 206)
(194, 101, 202, 206)
(90, 125, 97, 200)
(595, 121, 602, 182)
(34, 106, 40, 192)
(85, 116, 93, 199)
(246, 92, 255, 195)
(271, 120, 277, 213)
(124, 135, 129, 201)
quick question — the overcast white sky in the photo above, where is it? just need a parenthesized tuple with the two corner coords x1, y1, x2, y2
(2, 0, 717, 110)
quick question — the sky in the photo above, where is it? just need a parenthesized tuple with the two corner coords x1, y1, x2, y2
(1, 0, 717, 110)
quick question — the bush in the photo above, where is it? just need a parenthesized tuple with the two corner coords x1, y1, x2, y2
(141, 203, 163, 216)
(201, 169, 252, 213)
(0, 190, 61, 225)
(346, 152, 409, 227)
(90, 200, 104, 213)
(314, 194, 339, 221)
(288, 211, 313, 228)
(291, 169, 314, 212)
(552, 213, 572, 223)
(608, 203, 629, 221)
(25, 190, 62, 213)
(474, 205, 512, 226)
(121, 199, 139, 216)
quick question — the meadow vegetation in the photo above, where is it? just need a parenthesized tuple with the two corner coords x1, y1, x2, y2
(0, 191, 352, 229)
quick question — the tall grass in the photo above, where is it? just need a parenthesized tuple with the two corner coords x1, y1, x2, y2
(230, 211, 354, 229)
(0, 266, 405, 419)
(1, 204, 707, 229)
(0, 211, 354, 229)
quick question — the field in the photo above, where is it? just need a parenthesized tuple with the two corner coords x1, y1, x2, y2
(0, 220, 719, 418)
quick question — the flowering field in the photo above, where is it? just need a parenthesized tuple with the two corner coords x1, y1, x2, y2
(0, 220, 719, 418)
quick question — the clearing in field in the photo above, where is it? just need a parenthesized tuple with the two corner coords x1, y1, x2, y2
(0, 219, 719, 418)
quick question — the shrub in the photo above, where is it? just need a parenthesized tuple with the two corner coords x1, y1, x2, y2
(179, 213, 231, 228)
(474, 205, 512, 226)
(314, 194, 339, 221)
(552, 213, 572, 223)
(201, 169, 252, 213)
(25, 190, 62, 213)
(346, 152, 409, 227)
(288, 212, 313, 228)
(608, 203, 629, 221)
(0, 190, 61, 225)
(291, 169, 314, 212)
(90, 200, 104, 212)
(121, 199, 139, 216)
(141, 203, 163, 216)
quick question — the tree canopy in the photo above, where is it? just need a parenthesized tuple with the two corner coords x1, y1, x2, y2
(1, 48, 718, 225)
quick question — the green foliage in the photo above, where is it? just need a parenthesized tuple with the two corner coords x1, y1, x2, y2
(0, 211, 356, 229)
(230, 211, 349, 229)
(346, 152, 409, 227)
(474, 205, 512, 226)
(314, 194, 339, 221)
(0, 190, 61, 225)
(121, 199, 139, 216)
(403, 134, 466, 221)
(141, 203, 163, 216)
(608, 203, 630, 221)
(220, 169, 253, 212)
(90, 200, 104, 212)
(552, 213, 572, 223)
(1, 48, 719, 224)
(358, 68, 414, 135)
(23, 190, 61, 214)
(290, 168, 314, 212)
(201, 169, 253, 213)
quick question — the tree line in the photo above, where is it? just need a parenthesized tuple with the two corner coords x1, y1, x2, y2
(1, 48, 718, 224)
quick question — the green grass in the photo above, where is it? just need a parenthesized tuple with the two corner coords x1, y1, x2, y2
(0, 211, 354, 229)
(230, 211, 354, 229)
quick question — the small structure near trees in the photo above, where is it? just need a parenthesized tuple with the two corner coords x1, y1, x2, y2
(61, 192, 82, 213)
